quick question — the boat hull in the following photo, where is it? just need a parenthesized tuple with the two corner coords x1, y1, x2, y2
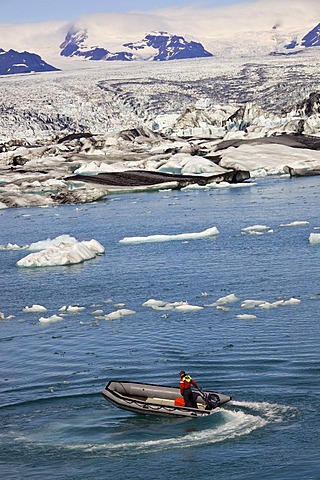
(102, 380, 232, 418)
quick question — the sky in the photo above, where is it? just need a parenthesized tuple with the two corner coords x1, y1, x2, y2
(0, 0, 251, 23)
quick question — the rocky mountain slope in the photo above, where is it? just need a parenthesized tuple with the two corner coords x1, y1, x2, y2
(60, 30, 212, 61)
(0, 48, 59, 75)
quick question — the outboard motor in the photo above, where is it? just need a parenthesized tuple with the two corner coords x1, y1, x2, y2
(205, 393, 221, 410)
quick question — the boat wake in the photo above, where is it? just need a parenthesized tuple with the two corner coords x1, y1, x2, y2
(5, 400, 297, 457)
(64, 400, 295, 455)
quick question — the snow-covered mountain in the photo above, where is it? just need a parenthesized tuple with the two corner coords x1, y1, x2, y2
(285, 23, 320, 50)
(60, 29, 212, 61)
(0, 0, 319, 64)
(0, 49, 59, 75)
(123, 32, 212, 61)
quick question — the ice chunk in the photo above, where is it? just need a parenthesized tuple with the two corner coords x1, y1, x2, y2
(142, 299, 167, 309)
(279, 221, 309, 227)
(282, 298, 301, 306)
(215, 294, 240, 305)
(259, 300, 284, 309)
(17, 237, 104, 267)
(241, 299, 266, 309)
(39, 315, 63, 324)
(65, 305, 86, 313)
(143, 299, 202, 312)
(119, 226, 219, 244)
(174, 304, 203, 312)
(0, 242, 25, 250)
(309, 233, 320, 245)
(28, 234, 78, 251)
(23, 304, 47, 313)
(241, 225, 273, 235)
(237, 314, 257, 320)
(103, 309, 136, 320)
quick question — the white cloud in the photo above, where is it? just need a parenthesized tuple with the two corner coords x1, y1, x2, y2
(0, 0, 319, 58)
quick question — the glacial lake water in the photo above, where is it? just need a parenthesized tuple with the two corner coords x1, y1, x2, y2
(0, 176, 319, 480)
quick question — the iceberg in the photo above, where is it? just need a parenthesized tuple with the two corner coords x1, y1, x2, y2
(241, 225, 274, 235)
(59, 305, 86, 313)
(17, 236, 104, 267)
(39, 315, 63, 324)
(119, 226, 219, 244)
(237, 314, 257, 320)
(101, 309, 136, 320)
(279, 221, 309, 227)
(28, 234, 78, 251)
(142, 299, 203, 312)
(23, 304, 47, 313)
(309, 233, 320, 245)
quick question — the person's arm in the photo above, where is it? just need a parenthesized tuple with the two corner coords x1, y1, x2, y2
(191, 379, 198, 388)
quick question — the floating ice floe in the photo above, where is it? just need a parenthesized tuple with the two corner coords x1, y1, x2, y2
(237, 314, 257, 320)
(119, 226, 219, 244)
(279, 221, 309, 227)
(39, 315, 63, 324)
(0, 312, 14, 320)
(0, 242, 26, 250)
(241, 225, 274, 235)
(23, 304, 47, 313)
(241, 297, 301, 309)
(142, 299, 203, 312)
(99, 309, 136, 320)
(309, 233, 320, 245)
(16, 235, 104, 267)
(181, 182, 255, 191)
(241, 299, 269, 309)
(59, 305, 86, 313)
(206, 293, 240, 307)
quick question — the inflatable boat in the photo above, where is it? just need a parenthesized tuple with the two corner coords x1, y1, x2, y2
(102, 380, 232, 418)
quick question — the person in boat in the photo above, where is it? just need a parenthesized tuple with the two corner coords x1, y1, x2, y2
(179, 370, 198, 408)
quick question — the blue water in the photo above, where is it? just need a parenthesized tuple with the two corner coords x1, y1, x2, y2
(0, 177, 319, 479)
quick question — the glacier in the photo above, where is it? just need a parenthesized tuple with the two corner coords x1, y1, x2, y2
(0, 2, 320, 209)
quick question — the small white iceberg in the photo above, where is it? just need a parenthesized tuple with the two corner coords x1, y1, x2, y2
(23, 304, 47, 313)
(102, 309, 136, 320)
(17, 236, 104, 267)
(119, 226, 219, 244)
(39, 315, 63, 324)
(237, 314, 257, 320)
(0, 312, 14, 320)
(207, 293, 240, 307)
(59, 305, 86, 313)
(279, 221, 309, 227)
(0, 242, 26, 250)
(309, 233, 320, 245)
(241, 225, 274, 235)
(241, 299, 266, 309)
(142, 298, 203, 312)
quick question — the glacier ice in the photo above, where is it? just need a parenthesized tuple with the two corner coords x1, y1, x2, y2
(119, 226, 219, 244)
(16, 236, 105, 267)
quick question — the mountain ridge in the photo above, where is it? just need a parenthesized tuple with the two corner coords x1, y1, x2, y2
(60, 30, 213, 61)
(0, 48, 59, 75)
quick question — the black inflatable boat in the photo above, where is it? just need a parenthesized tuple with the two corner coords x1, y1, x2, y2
(102, 380, 231, 418)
